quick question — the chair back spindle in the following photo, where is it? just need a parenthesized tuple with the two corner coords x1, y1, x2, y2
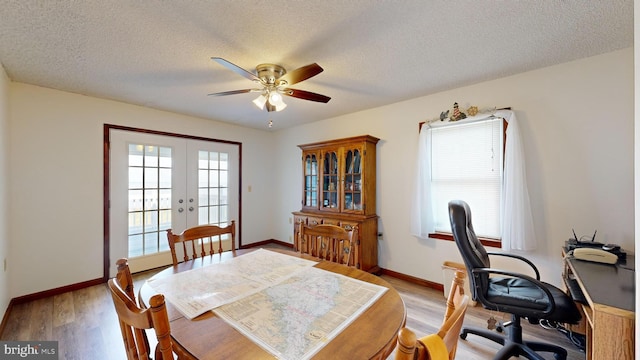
(298, 223, 357, 267)
(167, 220, 236, 266)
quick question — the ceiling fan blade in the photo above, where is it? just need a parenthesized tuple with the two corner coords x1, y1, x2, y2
(211, 57, 261, 82)
(277, 63, 323, 86)
(282, 88, 331, 103)
(207, 89, 258, 96)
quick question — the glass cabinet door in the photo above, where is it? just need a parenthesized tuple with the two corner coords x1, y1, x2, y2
(343, 148, 362, 212)
(303, 153, 318, 208)
(321, 150, 339, 211)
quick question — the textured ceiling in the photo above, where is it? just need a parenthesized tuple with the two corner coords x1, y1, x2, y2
(0, 0, 633, 130)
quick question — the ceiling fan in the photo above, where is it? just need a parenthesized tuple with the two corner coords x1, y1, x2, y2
(208, 57, 331, 112)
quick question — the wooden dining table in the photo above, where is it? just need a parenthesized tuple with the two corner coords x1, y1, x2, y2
(139, 248, 406, 360)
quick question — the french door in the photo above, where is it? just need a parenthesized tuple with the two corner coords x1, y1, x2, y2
(108, 128, 240, 275)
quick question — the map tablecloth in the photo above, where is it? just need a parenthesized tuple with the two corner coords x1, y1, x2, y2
(147, 249, 387, 360)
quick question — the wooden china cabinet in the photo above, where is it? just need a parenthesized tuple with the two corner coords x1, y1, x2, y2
(292, 135, 380, 273)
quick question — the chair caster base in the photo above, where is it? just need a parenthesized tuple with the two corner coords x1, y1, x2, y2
(459, 326, 568, 360)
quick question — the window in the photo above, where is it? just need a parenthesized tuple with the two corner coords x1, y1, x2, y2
(412, 109, 536, 251)
(430, 118, 504, 239)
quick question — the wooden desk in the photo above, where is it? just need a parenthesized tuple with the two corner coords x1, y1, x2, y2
(140, 249, 406, 359)
(562, 249, 635, 359)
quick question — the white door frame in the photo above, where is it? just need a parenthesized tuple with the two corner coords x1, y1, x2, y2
(103, 125, 242, 278)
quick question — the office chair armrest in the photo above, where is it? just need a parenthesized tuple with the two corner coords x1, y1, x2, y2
(486, 252, 540, 280)
(472, 267, 556, 315)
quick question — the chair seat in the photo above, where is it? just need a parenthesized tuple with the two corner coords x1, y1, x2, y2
(487, 277, 581, 323)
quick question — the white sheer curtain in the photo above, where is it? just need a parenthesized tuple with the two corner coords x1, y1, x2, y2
(410, 109, 536, 251)
(410, 127, 434, 239)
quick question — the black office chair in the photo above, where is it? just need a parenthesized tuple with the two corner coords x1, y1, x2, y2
(448, 200, 581, 360)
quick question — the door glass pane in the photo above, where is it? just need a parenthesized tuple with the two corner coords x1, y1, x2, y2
(128, 144, 143, 166)
(128, 212, 142, 235)
(199, 151, 208, 168)
(129, 234, 143, 257)
(209, 152, 219, 169)
(127, 143, 172, 257)
(210, 188, 219, 205)
(220, 188, 228, 205)
(199, 207, 209, 225)
(158, 209, 171, 231)
(198, 169, 208, 187)
(219, 153, 228, 170)
(159, 168, 171, 188)
(220, 170, 228, 187)
(128, 190, 143, 211)
(159, 147, 172, 167)
(219, 206, 227, 222)
(209, 170, 219, 187)
(144, 168, 158, 188)
(159, 189, 171, 209)
(144, 189, 158, 210)
(145, 146, 158, 167)
(199, 188, 209, 206)
(144, 232, 159, 253)
(144, 210, 159, 232)
(129, 167, 143, 188)
(209, 206, 219, 223)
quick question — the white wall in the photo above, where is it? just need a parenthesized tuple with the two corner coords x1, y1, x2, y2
(0, 64, 10, 315)
(5, 48, 633, 299)
(274, 48, 634, 287)
(8, 84, 276, 297)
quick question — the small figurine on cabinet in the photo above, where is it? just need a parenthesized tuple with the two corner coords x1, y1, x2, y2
(439, 110, 449, 121)
(450, 102, 467, 121)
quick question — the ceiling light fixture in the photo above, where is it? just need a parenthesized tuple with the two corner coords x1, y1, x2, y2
(252, 94, 267, 110)
(209, 58, 330, 113)
(268, 91, 287, 111)
(252, 89, 287, 112)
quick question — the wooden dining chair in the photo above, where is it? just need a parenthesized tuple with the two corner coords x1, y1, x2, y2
(298, 223, 357, 266)
(166, 220, 236, 265)
(394, 270, 470, 360)
(109, 259, 190, 360)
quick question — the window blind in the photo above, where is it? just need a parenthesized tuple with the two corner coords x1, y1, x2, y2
(430, 118, 503, 238)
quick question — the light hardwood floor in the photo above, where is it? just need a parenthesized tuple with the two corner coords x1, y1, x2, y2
(1, 255, 585, 360)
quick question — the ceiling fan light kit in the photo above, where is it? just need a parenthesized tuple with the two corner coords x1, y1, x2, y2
(209, 57, 331, 113)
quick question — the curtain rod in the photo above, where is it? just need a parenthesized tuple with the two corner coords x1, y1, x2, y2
(418, 107, 511, 132)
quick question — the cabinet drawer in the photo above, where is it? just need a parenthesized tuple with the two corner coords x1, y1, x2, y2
(307, 217, 323, 226)
(321, 218, 340, 226)
(293, 216, 307, 225)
